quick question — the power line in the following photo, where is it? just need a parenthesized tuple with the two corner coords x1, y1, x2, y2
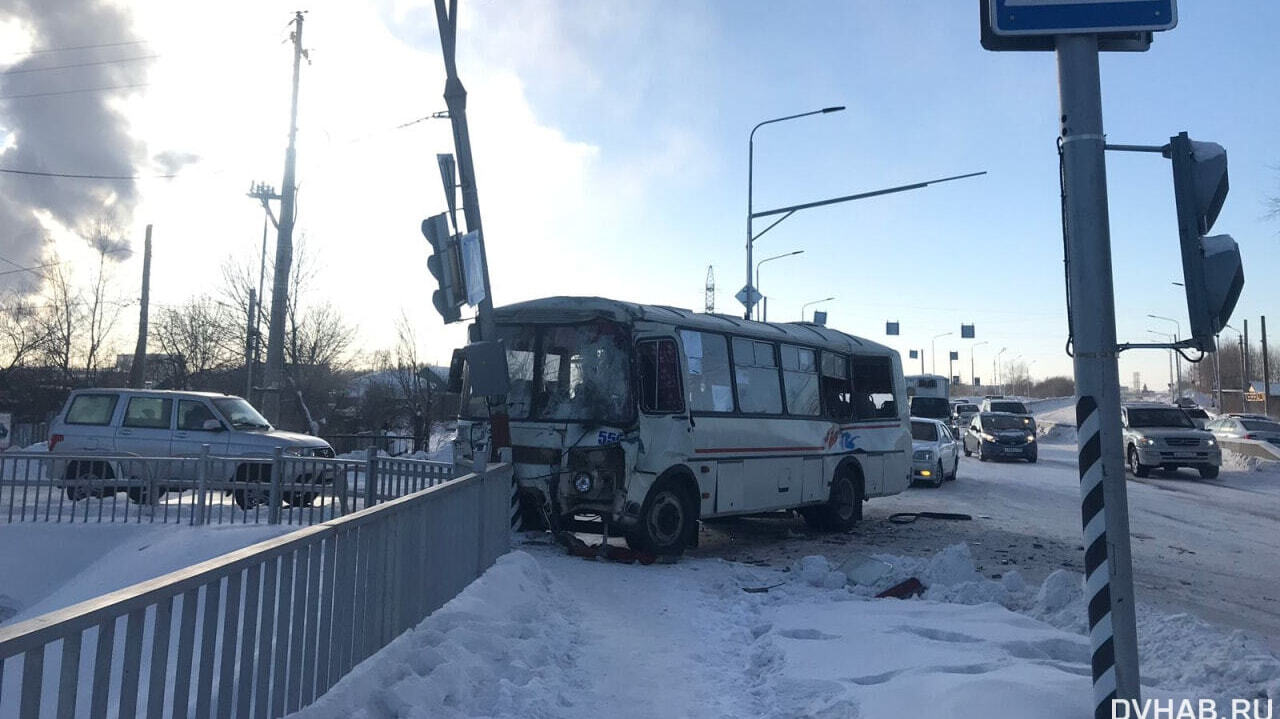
(0, 82, 149, 100)
(0, 167, 175, 180)
(3, 40, 149, 57)
(0, 54, 159, 76)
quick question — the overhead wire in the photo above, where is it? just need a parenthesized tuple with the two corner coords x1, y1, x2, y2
(0, 54, 159, 76)
(2, 40, 149, 57)
(0, 82, 150, 100)
(0, 167, 175, 180)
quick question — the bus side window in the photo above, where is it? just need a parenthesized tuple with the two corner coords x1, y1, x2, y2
(821, 352, 852, 421)
(681, 331, 734, 413)
(638, 339, 684, 413)
(732, 338, 782, 415)
(851, 356, 897, 420)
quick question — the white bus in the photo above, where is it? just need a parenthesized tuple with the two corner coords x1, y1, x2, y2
(454, 297, 911, 555)
(905, 374, 952, 422)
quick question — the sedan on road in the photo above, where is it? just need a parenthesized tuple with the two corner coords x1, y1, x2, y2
(910, 418, 960, 487)
(1208, 416, 1280, 446)
(963, 412, 1038, 463)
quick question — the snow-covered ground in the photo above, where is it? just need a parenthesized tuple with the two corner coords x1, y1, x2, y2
(0, 523, 291, 625)
(291, 542, 1278, 719)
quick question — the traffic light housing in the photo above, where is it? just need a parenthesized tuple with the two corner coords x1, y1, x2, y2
(423, 213, 464, 323)
(1167, 133, 1244, 352)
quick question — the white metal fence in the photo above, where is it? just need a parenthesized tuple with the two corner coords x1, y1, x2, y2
(0, 448, 455, 526)
(0, 462, 512, 718)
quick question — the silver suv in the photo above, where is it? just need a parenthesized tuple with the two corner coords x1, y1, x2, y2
(49, 389, 334, 506)
(1121, 402, 1221, 479)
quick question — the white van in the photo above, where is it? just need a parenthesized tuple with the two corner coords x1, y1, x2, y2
(454, 297, 911, 554)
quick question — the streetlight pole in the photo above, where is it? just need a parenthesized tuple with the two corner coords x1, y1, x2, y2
(931, 332, 953, 375)
(755, 249, 803, 322)
(800, 296, 834, 322)
(972, 340, 989, 388)
(747, 106, 845, 319)
(1148, 330, 1175, 397)
(995, 347, 1008, 395)
(1148, 314, 1182, 400)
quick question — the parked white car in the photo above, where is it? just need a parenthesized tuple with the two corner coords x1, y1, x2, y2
(1207, 415, 1280, 446)
(910, 418, 960, 487)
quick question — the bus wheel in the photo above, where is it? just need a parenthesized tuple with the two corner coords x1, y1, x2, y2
(808, 468, 862, 531)
(631, 478, 695, 556)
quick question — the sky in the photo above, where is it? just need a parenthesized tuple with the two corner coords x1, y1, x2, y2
(0, 1, 1277, 392)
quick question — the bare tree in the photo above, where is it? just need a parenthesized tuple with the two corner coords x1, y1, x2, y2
(0, 291, 50, 376)
(392, 311, 433, 450)
(83, 222, 130, 379)
(152, 296, 236, 389)
(39, 258, 83, 387)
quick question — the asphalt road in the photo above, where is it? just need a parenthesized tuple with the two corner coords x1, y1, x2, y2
(692, 441, 1280, 652)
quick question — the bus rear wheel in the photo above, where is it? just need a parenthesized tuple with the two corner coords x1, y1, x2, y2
(802, 468, 862, 532)
(628, 477, 696, 556)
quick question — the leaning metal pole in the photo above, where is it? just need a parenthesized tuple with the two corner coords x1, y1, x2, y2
(1057, 34, 1142, 717)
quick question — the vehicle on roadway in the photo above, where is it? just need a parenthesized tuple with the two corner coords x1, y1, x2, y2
(1121, 402, 1221, 479)
(1206, 415, 1280, 446)
(1183, 406, 1211, 429)
(963, 411, 1038, 463)
(48, 388, 335, 507)
(950, 401, 980, 437)
(980, 397, 1035, 431)
(452, 296, 912, 555)
(906, 374, 951, 424)
(910, 417, 959, 487)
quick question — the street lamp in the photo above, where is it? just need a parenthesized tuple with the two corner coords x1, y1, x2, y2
(755, 250, 803, 322)
(931, 332, 953, 375)
(800, 296, 835, 322)
(971, 340, 989, 387)
(746, 106, 845, 319)
(1148, 314, 1182, 399)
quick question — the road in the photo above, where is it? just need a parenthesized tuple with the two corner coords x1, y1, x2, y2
(692, 439, 1280, 652)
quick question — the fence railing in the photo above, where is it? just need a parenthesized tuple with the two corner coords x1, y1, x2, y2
(0, 448, 456, 526)
(0, 462, 512, 718)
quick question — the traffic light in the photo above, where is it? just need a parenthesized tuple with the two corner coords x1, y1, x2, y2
(1167, 132, 1244, 351)
(423, 213, 463, 323)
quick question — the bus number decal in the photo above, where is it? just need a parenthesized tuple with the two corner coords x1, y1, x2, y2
(597, 431, 621, 445)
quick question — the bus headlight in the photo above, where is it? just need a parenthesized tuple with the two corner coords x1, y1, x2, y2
(573, 472, 593, 493)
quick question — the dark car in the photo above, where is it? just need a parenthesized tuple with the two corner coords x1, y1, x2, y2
(963, 412, 1038, 463)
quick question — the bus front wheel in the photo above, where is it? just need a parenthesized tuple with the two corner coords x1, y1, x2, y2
(628, 477, 696, 556)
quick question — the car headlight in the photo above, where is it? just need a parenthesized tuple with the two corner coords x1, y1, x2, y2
(573, 471, 593, 493)
(1139, 437, 1156, 447)
(913, 450, 933, 461)
(1207, 438, 1216, 447)
(1025, 434, 1036, 443)
(979, 432, 995, 442)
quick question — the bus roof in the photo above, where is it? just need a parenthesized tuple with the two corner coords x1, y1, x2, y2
(494, 296, 898, 358)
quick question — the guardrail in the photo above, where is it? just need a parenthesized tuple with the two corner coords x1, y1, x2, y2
(0, 447, 456, 526)
(0, 462, 512, 718)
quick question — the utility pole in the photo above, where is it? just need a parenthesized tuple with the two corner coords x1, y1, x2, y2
(1263, 316, 1271, 417)
(128, 224, 152, 389)
(262, 11, 307, 427)
(245, 289, 257, 400)
(434, 0, 510, 459)
(1057, 32, 1141, 709)
(1244, 319, 1251, 391)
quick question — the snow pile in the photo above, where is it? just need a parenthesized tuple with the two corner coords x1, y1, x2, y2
(292, 551, 580, 719)
(829, 544, 1280, 703)
(1222, 448, 1280, 473)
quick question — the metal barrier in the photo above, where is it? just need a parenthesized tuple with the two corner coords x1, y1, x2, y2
(0, 447, 456, 526)
(0, 463, 512, 718)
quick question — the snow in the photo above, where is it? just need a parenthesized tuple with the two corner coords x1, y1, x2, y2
(291, 542, 1279, 719)
(0, 523, 290, 626)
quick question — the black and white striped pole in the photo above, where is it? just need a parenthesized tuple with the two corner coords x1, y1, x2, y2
(1057, 34, 1142, 717)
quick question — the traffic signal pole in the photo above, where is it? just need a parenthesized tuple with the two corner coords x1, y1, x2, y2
(433, 0, 510, 458)
(1056, 34, 1142, 714)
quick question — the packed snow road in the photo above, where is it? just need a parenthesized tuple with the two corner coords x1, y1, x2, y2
(693, 439, 1280, 652)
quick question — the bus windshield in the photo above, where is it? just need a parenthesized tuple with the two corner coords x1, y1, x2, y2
(910, 396, 950, 420)
(465, 320, 634, 425)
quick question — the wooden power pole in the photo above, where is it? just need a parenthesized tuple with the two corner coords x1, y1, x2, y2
(128, 224, 152, 388)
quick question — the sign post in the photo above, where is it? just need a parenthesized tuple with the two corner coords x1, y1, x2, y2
(984, 3, 1178, 716)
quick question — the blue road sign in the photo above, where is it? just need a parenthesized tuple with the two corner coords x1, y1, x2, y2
(990, 0, 1176, 36)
